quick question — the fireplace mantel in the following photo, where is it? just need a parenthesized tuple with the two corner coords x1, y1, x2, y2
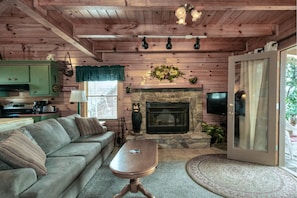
(131, 83, 203, 91)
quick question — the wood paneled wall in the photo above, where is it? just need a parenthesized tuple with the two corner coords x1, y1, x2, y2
(54, 51, 230, 131)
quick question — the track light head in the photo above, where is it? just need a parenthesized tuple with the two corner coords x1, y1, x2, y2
(142, 37, 149, 49)
(166, 37, 172, 49)
(194, 37, 200, 49)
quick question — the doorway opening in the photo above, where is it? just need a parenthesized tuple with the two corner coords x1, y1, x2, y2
(283, 45, 297, 176)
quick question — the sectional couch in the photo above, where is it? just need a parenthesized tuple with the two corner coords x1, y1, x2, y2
(0, 114, 115, 198)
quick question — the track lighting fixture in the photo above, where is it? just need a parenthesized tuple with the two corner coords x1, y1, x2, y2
(175, 4, 202, 25)
(166, 37, 172, 49)
(193, 37, 200, 49)
(142, 37, 149, 49)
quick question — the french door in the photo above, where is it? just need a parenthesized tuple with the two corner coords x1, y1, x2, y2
(227, 51, 279, 166)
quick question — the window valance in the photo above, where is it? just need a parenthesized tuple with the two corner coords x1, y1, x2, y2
(75, 65, 125, 82)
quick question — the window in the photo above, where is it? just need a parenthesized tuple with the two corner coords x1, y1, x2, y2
(87, 81, 118, 119)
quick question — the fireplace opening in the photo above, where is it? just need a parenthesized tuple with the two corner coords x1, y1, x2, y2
(146, 102, 189, 134)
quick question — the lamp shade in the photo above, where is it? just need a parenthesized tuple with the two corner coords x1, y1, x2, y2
(69, 90, 87, 102)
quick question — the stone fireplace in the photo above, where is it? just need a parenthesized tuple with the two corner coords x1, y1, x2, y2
(128, 86, 211, 148)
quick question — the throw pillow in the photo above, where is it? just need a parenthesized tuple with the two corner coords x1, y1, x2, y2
(56, 114, 81, 141)
(75, 117, 104, 136)
(0, 130, 47, 176)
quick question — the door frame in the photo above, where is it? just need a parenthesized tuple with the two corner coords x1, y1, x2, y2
(227, 51, 279, 166)
(279, 45, 297, 170)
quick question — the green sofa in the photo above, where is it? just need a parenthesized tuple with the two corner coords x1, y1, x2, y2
(0, 114, 115, 198)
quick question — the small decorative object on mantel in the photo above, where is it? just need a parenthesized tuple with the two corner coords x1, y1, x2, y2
(150, 65, 184, 82)
(189, 76, 198, 84)
(126, 83, 132, 93)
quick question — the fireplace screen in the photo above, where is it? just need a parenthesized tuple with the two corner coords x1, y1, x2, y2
(146, 102, 189, 134)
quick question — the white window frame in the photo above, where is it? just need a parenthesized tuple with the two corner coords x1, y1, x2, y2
(86, 81, 118, 119)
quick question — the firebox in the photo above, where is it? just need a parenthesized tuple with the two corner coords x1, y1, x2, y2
(146, 102, 189, 134)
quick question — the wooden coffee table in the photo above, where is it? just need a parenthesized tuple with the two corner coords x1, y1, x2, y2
(109, 140, 158, 198)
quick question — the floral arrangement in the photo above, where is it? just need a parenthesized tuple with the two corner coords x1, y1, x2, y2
(150, 65, 184, 82)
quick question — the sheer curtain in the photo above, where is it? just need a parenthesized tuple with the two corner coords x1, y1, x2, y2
(239, 59, 269, 151)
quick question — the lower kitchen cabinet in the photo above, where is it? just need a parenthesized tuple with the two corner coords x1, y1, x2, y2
(19, 112, 60, 123)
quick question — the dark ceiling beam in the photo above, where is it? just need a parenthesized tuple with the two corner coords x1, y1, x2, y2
(38, 0, 297, 11)
(12, 0, 102, 61)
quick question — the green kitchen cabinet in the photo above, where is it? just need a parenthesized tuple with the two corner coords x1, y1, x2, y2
(29, 61, 59, 96)
(0, 61, 60, 96)
(0, 65, 30, 83)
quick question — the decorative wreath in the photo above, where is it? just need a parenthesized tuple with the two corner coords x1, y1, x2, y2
(150, 65, 184, 82)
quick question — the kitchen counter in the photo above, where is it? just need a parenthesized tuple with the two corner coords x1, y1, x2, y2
(0, 118, 34, 132)
(16, 112, 60, 122)
(17, 112, 60, 117)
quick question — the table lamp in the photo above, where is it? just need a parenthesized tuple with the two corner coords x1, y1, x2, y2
(69, 90, 87, 115)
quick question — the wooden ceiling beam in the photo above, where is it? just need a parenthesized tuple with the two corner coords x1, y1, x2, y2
(93, 40, 246, 53)
(12, 0, 103, 61)
(75, 24, 276, 38)
(38, 0, 296, 11)
(0, 0, 13, 15)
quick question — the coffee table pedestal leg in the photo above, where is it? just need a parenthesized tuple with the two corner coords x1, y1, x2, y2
(113, 178, 154, 198)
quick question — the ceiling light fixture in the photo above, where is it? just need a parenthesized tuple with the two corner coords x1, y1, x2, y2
(166, 37, 172, 49)
(193, 37, 200, 49)
(175, 4, 202, 25)
(142, 37, 149, 49)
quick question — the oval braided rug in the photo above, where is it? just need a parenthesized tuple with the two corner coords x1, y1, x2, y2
(186, 154, 297, 198)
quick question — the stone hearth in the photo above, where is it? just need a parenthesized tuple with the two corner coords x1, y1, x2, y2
(127, 86, 211, 148)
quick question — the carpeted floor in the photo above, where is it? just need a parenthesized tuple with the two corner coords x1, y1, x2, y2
(186, 154, 297, 198)
(78, 152, 221, 198)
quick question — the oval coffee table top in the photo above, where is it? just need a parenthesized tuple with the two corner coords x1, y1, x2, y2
(110, 140, 158, 179)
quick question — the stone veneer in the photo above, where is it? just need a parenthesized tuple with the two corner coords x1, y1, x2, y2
(127, 87, 211, 149)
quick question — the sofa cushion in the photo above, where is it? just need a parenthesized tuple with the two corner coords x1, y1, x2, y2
(22, 119, 71, 155)
(20, 156, 86, 198)
(49, 142, 102, 164)
(56, 114, 81, 141)
(75, 131, 115, 148)
(0, 159, 12, 170)
(0, 131, 47, 176)
(75, 117, 104, 136)
(0, 128, 38, 145)
(0, 168, 37, 198)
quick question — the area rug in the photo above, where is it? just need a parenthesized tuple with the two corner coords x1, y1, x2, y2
(78, 151, 222, 198)
(186, 154, 297, 198)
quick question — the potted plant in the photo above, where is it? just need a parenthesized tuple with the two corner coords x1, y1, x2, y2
(201, 121, 225, 144)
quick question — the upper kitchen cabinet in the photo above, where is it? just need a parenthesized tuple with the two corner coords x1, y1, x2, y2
(0, 61, 60, 96)
(0, 65, 30, 83)
(29, 61, 60, 96)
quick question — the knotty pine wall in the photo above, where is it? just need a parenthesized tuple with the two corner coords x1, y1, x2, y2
(59, 51, 230, 132)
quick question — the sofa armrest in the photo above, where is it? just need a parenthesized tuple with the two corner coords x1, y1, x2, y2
(0, 168, 37, 198)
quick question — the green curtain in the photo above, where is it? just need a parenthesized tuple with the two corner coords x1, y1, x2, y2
(76, 65, 125, 82)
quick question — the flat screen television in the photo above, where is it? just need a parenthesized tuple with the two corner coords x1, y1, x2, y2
(206, 92, 228, 115)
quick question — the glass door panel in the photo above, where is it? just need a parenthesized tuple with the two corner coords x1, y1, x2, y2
(228, 51, 278, 165)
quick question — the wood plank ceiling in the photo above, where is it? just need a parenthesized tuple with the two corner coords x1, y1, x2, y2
(0, 0, 296, 61)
